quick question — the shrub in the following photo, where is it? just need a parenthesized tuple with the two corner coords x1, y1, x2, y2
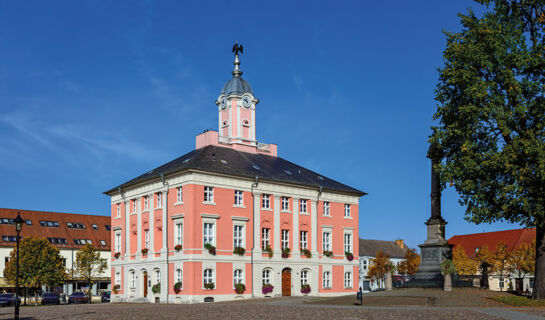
(152, 283, 160, 294)
(174, 282, 182, 294)
(175, 244, 182, 252)
(345, 252, 354, 261)
(266, 245, 273, 258)
(141, 248, 149, 255)
(262, 283, 274, 295)
(204, 282, 215, 290)
(235, 283, 246, 294)
(282, 248, 291, 258)
(233, 247, 246, 256)
(204, 243, 216, 255)
(301, 249, 312, 258)
(301, 284, 311, 294)
(323, 250, 333, 258)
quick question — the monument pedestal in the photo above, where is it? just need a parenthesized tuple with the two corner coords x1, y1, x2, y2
(415, 218, 452, 280)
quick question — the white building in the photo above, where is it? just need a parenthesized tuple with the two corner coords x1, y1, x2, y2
(358, 238, 408, 291)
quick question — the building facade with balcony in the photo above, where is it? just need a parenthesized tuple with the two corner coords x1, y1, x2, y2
(105, 50, 365, 303)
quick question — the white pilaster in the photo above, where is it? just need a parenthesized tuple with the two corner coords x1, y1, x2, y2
(293, 198, 299, 252)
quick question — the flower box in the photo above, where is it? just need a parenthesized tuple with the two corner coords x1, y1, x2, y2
(204, 243, 216, 255)
(141, 248, 149, 255)
(204, 282, 215, 290)
(323, 250, 333, 258)
(345, 252, 354, 261)
(151, 283, 160, 294)
(114, 252, 121, 259)
(234, 283, 245, 295)
(175, 244, 183, 252)
(266, 245, 273, 258)
(113, 284, 120, 294)
(281, 248, 290, 258)
(173, 282, 182, 294)
(262, 283, 274, 295)
(233, 247, 246, 256)
(300, 284, 311, 295)
(300, 249, 312, 258)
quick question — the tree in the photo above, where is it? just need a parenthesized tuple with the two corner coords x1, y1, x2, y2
(73, 244, 107, 303)
(509, 240, 536, 279)
(474, 246, 495, 289)
(491, 242, 511, 291)
(366, 251, 390, 288)
(4, 237, 66, 304)
(429, 0, 545, 299)
(452, 245, 479, 275)
(397, 249, 421, 276)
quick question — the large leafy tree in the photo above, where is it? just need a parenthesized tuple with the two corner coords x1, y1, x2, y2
(430, 0, 545, 299)
(397, 249, 421, 276)
(74, 244, 107, 303)
(4, 237, 66, 300)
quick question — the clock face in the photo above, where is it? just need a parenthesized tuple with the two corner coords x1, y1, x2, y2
(242, 96, 251, 109)
(220, 97, 227, 110)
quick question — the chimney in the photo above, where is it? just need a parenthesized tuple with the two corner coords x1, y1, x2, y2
(395, 239, 404, 249)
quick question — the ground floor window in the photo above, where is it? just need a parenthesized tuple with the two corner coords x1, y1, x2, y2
(323, 271, 331, 288)
(344, 272, 352, 288)
(234, 269, 243, 286)
(204, 269, 214, 285)
(301, 270, 309, 285)
(262, 269, 271, 285)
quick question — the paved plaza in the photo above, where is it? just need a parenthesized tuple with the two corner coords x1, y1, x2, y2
(1, 289, 544, 320)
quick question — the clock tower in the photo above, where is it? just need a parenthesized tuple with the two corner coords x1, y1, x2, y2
(216, 47, 258, 148)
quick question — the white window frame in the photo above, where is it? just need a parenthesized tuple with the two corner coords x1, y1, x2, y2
(156, 193, 162, 208)
(132, 200, 138, 213)
(144, 229, 150, 249)
(281, 229, 289, 250)
(301, 269, 309, 285)
(203, 222, 216, 246)
(261, 228, 270, 250)
(323, 201, 330, 216)
(233, 269, 243, 286)
(299, 199, 307, 213)
(175, 221, 183, 246)
(233, 224, 244, 249)
(130, 270, 136, 288)
(144, 196, 149, 210)
(344, 272, 352, 288)
(175, 269, 183, 286)
(204, 186, 214, 203)
(115, 272, 121, 285)
(281, 197, 289, 211)
(344, 204, 351, 217)
(114, 232, 121, 253)
(234, 190, 244, 206)
(116, 204, 121, 218)
(323, 271, 331, 288)
(154, 269, 161, 285)
(262, 194, 270, 209)
(344, 233, 352, 253)
(262, 269, 272, 285)
(322, 231, 331, 252)
(176, 187, 183, 203)
(203, 268, 214, 286)
(300, 231, 308, 250)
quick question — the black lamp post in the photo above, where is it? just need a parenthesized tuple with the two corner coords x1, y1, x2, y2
(13, 212, 24, 320)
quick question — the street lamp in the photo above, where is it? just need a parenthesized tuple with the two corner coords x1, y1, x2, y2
(13, 212, 24, 320)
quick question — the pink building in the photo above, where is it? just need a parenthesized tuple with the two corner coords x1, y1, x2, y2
(104, 49, 366, 303)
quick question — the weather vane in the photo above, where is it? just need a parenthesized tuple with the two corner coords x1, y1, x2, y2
(232, 41, 243, 57)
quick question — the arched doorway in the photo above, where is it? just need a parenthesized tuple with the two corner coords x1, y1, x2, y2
(142, 271, 148, 298)
(281, 268, 291, 296)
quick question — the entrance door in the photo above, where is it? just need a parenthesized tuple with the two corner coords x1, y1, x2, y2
(143, 272, 148, 298)
(282, 268, 291, 296)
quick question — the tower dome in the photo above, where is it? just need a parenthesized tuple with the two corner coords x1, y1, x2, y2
(220, 45, 253, 96)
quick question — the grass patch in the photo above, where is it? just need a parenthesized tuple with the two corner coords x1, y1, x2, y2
(489, 295, 545, 307)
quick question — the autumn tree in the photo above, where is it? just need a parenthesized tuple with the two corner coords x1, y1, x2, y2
(74, 244, 107, 303)
(367, 251, 390, 288)
(491, 242, 511, 291)
(452, 245, 478, 275)
(474, 246, 495, 289)
(4, 237, 66, 304)
(397, 249, 421, 276)
(429, 0, 545, 299)
(509, 240, 536, 279)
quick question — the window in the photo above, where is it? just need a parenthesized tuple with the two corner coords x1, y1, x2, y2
(281, 229, 289, 250)
(47, 237, 68, 245)
(234, 225, 244, 248)
(130, 271, 136, 288)
(281, 197, 289, 211)
(144, 229, 150, 249)
(100, 240, 107, 246)
(323, 202, 330, 216)
(156, 193, 162, 208)
(262, 194, 270, 209)
(2, 235, 17, 242)
(344, 204, 351, 217)
(301, 270, 309, 285)
(233, 269, 243, 286)
(176, 269, 183, 285)
(204, 269, 214, 285)
(115, 272, 121, 286)
(92, 224, 99, 230)
(144, 196, 149, 210)
(115, 233, 121, 253)
(261, 228, 270, 250)
(204, 186, 214, 203)
(262, 269, 271, 285)
(74, 239, 92, 245)
(234, 190, 243, 206)
(203, 223, 215, 246)
(176, 187, 183, 203)
(133, 200, 138, 213)
(116, 204, 121, 218)
(344, 234, 352, 253)
(300, 231, 308, 250)
(175, 222, 183, 246)
(322, 232, 331, 252)
(323, 271, 331, 288)
(363, 260, 368, 270)
(154, 269, 161, 284)
(40, 220, 59, 227)
(66, 222, 86, 229)
(344, 272, 352, 288)
(105, 225, 111, 231)
(299, 199, 307, 213)
(25, 220, 32, 226)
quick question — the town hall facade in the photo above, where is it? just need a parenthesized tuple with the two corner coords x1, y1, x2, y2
(105, 48, 365, 303)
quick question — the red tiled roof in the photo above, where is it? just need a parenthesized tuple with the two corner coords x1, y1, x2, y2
(0, 208, 110, 251)
(448, 228, 536, 257)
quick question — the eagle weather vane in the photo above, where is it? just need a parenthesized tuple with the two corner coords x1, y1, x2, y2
(232, 41, 243, 56)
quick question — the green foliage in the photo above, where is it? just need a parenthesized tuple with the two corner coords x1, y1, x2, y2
(234, 283, 245, 294)
(233, 247, 246, 256)
(204, 282, 215, 290)
(490, 295, 545, 306)
(441, 259, 456, 275)
(3, 237, 66, 289)
(266, 245, 273, 258)
(301, 249, 312, 258)
(152, 283, 160, 294)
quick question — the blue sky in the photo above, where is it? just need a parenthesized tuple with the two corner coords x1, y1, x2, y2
(0, 1, 520, 250)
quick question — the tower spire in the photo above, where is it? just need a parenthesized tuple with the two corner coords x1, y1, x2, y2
(232, 41, 243, 77)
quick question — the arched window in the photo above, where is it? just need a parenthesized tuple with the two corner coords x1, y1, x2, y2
(322, 271, 331, 288)
(175, 269, 182, 285)
(233, 269, 243, 286)
(262, 269, 271, 285)
(154, 269, 161, 284)
(300, 269, 309, 286)
(344, 272, 352, 288)
(204, 269, 214, 285)
(129, 270, 136, 288)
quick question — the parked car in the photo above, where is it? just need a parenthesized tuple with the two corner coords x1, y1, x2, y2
(0, 293, 17, 307)
(101, 291, 110, 303)
(68, 292, 89, 304)
(41, 292, 60, 305)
